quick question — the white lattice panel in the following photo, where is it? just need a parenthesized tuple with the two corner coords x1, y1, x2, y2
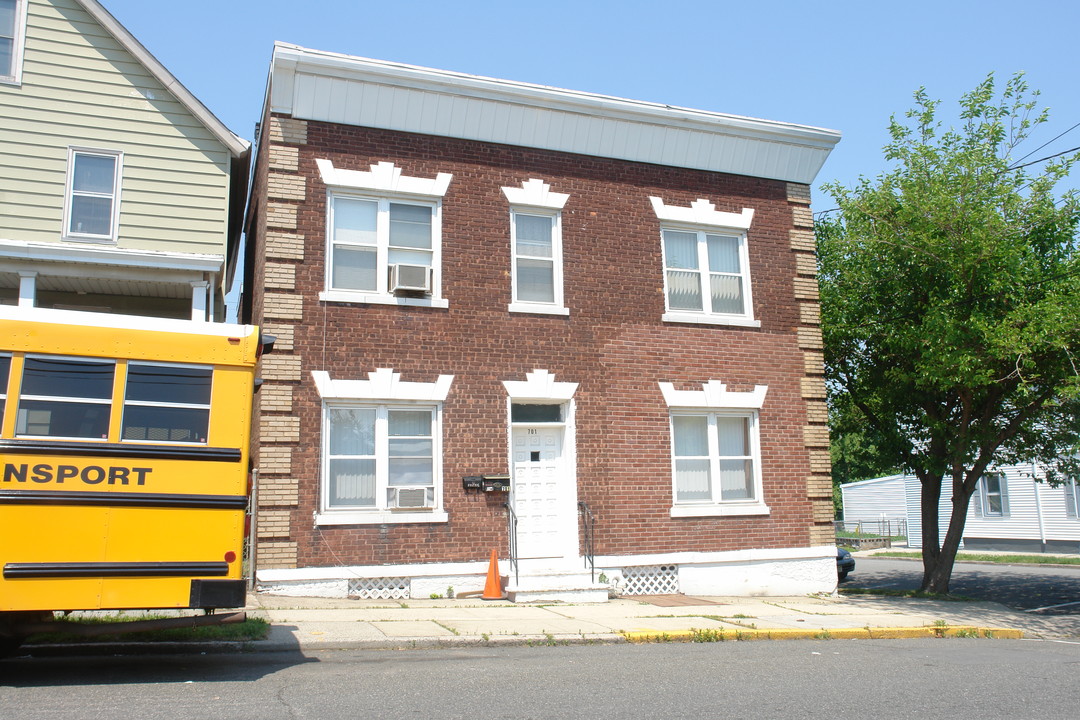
(348, 576, 410, 599)
(621, 565, 680, 595)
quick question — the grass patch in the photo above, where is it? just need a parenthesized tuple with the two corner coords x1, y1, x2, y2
(839, 587, 974, 601)
(872, 551, 1080, 565)
(26, 616, 270, 645)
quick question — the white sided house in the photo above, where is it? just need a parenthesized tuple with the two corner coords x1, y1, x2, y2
(838, 474, 907, 536)
(0, 0, 249, 319)
(853, 467, 1080, 554)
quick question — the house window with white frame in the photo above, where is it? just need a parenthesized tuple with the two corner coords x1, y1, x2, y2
(511, 210, 564, 310)
(1064, 478, 1080, 519)
(317, 159, 451, 308)
(63, 148, 122, 241)
(1, 0, 27, 85)
(650, 197, 757, 327)
(311, 368, 453, 525)
(502, 178, 570, 315)
(975, 472, 1009, 517)
(324, 404, 438, 512)
(328, 194, 437, 295)
(671, 411, 761, 503)
(659, 379, 769, 517)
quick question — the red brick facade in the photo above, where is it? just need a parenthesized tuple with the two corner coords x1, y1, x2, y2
(247, 112, 834, 576)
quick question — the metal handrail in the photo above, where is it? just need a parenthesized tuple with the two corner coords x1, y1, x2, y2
(504, 502, 519, 585)
(578, 501, 596, 583)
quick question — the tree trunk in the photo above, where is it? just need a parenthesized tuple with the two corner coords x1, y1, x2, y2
(919, 473, 942, 590)
(920, 474, 977, 593)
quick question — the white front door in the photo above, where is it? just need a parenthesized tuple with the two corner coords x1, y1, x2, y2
(511, 425, 575, 560)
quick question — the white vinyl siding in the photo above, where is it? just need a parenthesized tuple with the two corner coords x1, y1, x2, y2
(0, 0, 231, 255)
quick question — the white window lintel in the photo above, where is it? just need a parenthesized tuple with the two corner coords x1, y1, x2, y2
(312, 368, 454, 402)
(659, 380, 767, 409)
(650, 196, 754, 230)
(503, 369, 577, 401)
(501, 178, 569, 209)
(316, 159, 452, 197)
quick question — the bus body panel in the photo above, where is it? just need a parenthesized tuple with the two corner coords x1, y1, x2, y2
(0, 308, 258, 615)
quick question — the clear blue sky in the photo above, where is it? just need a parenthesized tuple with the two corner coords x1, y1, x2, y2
(103, 0, 1080, 205)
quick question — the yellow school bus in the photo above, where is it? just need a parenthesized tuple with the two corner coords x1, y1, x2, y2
(0, 306, 262, 650)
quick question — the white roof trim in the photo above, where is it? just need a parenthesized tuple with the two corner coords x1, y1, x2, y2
(0, 237, 223, 272)
(270, 43, 840, 183)
(316, 159, 452, 197)
(74, 0, 248, 157)
(650, 197, 754, 230)
(503, 369, 578, 401)
(312, 368, 454, 402)
(501, 179, 569, 209)
(0, 305, 255, 337)
(659, 380, 768, 409)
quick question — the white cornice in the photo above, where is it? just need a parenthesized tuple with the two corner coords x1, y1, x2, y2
(269, 43, 841, 184)
(316, 159, 452, 197)
(312, 368, 454, 402)
(74, 0, 249, 158)
(501, 179, 569, 209)
(650, 197, 754, 230)
(503, 369, 578, 401)
(0, 238, 224, 272)
(659, 380, 768, 409)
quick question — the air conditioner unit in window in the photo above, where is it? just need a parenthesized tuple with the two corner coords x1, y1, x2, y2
(389, 263, 432, 294)
(392, 487, 431, 509)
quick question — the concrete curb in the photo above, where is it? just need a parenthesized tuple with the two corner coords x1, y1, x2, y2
(623, 626, 1024, 642)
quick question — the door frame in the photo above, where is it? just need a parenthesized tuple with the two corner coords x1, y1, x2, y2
(506, 399, 579, 563)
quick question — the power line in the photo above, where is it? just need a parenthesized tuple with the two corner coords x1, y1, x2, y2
(1013, 121, 1080, 165)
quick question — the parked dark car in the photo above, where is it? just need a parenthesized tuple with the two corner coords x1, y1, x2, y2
(837, 548, 855, 580)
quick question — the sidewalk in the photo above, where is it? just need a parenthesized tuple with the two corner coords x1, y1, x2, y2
(240, 590, 1080, 652)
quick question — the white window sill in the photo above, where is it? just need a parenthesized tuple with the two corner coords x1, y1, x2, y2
(315, 509, 449, 525)
(319, 290, 449, 309)
(61, 235, 118, 245)
(507, 302, 570, 316)
(670, 503, 770, 518)
(662, 312, 761, 328)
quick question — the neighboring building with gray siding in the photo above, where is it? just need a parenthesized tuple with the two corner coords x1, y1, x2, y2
(0, 0, 248, 319)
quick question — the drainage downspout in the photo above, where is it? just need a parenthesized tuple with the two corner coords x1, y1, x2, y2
(1032, 462, 1047, 553)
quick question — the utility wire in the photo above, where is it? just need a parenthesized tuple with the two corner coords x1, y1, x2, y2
(1013, 121, 1080, 165)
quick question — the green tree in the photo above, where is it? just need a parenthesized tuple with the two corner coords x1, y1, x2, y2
(818, 74, 1080, 593)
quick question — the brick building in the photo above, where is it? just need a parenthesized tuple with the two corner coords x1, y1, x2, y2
(243, 42, 841, 600)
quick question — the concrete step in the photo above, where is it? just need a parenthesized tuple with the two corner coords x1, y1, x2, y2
(505, 569, 609, 603)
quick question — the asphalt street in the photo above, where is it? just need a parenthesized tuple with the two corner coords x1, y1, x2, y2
(847, 556, 1080, 614)
(4, 641, 1080, 720)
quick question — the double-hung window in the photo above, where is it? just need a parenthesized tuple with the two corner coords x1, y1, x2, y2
(1, 0, 27, 85)
(1065, 478, 1080, 519)
(660, 379, 769, 517)
(329, 195, 436, 294)
(317, 159, 451, 308)
(312, 368, 453, 525)
(63, 148, 123, 242)
(651, 197, 757, 327)
(974, 472, 1009, 517)
(503, 179, 570, 315)
(324, 405, 439, 514)
(671, 411, 761, 505)
(663, 229, 749, 317)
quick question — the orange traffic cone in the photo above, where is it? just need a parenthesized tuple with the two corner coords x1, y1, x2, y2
(481, 549, 503, 600)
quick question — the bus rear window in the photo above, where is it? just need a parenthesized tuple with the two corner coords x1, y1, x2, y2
(17, 357, 114, 439)
(122, 363, 212, 443)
